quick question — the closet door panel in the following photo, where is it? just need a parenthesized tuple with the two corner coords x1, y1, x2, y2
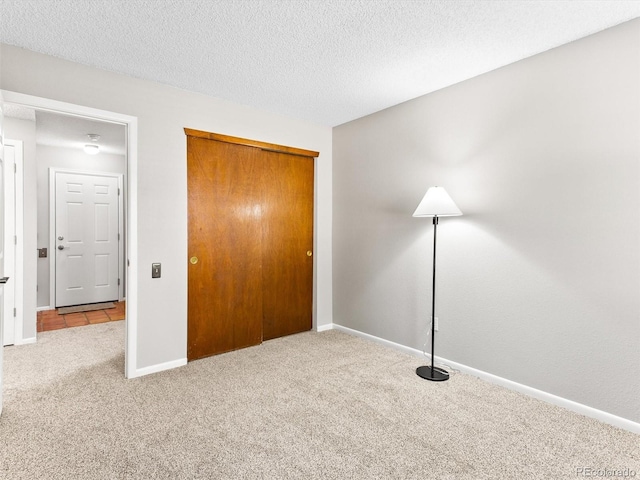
(261, 151, 314, 340)
(187, 137, 263, 360)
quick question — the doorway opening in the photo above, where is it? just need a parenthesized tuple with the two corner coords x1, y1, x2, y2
(1, 90, 139, 378)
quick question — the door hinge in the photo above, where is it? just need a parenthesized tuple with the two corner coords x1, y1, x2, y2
(14, 235, 17, 245)
(118, 233, 120, 241)
(118, 278, 121, 286)
(14, 163, 17, 173)
(118, 188, 121, 196)
(13, 307, 17, 317)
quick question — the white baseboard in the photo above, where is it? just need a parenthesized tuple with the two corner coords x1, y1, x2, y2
(36, 306, 53, 312)
(328, 323, 640, 435)
(128, 358, 187, 379)
(316, 323, 333, 333)
(15, 336, 36, 345)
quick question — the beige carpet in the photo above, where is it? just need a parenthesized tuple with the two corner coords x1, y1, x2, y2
(1, 322, 638, 479)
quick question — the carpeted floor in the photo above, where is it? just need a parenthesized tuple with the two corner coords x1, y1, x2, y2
(1, 321, 638, 479)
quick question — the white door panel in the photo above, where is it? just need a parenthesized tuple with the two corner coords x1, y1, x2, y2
(55, 172, 119, 307)
(2, 145, 15, 345)
(1, 97, 5, 416)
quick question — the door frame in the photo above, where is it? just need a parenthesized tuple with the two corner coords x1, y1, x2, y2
(2, 140, 24, 345)
(1, 90, 139, 379)
(49, 169, 125, 308)
(1, 91, 4, 416)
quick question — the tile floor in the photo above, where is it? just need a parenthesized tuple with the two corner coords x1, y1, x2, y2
(37, 301, 126, 332)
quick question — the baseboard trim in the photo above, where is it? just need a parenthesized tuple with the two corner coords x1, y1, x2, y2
(36, 306, 53, 312)
(316, 323, 333, 333)
(129, 358, 187, 379)
(329, 323, 640, 435)
(15, 336, 37, 345)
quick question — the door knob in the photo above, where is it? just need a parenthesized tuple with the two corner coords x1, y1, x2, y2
(58, 245, 65, 250)
(58, 236, 64, 241)
(190, 256, 198, 264)
(306, 250, 313, 257)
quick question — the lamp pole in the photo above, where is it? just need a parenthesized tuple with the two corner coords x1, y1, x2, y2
(416, 216, 449, 381)
(413, 186, 461, 382)
(430, 215, 438, 376)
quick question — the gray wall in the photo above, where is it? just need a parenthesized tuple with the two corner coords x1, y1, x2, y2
(333, 19, 640, 422)
(36, 145, 127, 308)
(1, 44, 333, 372)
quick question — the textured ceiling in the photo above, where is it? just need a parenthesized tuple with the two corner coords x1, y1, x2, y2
(1, 0, 640, 126)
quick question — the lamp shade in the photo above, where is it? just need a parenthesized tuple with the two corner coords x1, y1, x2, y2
(413, 186, 462, 217)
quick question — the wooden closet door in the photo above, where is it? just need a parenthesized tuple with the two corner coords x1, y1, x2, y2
(186, 129, 318, 361)
(261, 151, 314, 340)
(187, 136, 263, 360)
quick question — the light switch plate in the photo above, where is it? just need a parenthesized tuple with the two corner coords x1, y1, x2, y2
(152, 263, 161, 278)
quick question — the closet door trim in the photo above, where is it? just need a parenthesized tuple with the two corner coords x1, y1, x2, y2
(184, 128, 319, 158)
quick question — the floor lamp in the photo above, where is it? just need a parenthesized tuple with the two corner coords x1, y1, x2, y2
(413, 186, 462, 382)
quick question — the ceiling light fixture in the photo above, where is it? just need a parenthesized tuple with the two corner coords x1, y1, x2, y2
(84, 144, 100, 155)
(84, 133, 101, 155)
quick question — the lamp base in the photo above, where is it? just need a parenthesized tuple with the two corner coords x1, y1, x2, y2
(416, 365, 449, 382)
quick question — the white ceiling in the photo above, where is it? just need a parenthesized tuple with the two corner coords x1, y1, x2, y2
(1, 0, 640, 127)
(34, 111, 127, 156)
(3, 105, 126, 156)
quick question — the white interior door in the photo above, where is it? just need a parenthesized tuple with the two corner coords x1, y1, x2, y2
(1, 96, 5, 416)
(1, 144, 15, 346)
(55, 172, 119, 307)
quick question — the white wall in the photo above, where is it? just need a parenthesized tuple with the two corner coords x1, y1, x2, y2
(36, 145, 126, 308)
(3, 117, 37, 342)
(0, 44, 333, 371)
(333, 19, 640, 423)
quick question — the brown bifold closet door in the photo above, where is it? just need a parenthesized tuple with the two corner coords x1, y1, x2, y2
(186, 129, 317, 361)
